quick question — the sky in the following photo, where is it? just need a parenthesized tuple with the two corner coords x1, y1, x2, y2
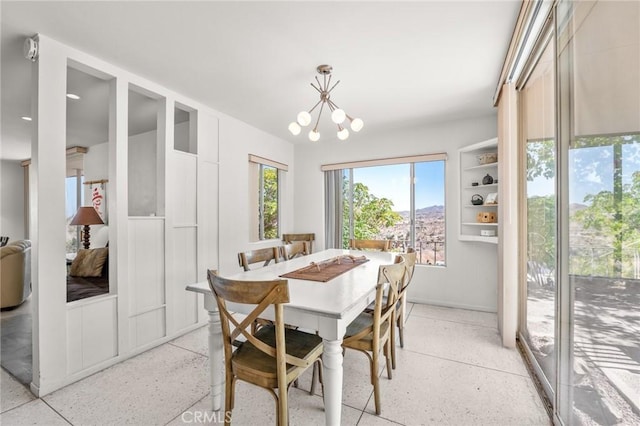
(527, 140, 640, 204)
(352, 161, 445, 212)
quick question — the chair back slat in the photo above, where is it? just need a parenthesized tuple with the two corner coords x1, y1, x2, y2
(282, 233, 315, 253)
(349, 239, 390, 251)
(281, 241, 309, 260)
(395, 248, 417, 292)
(238, 246, 280, 271)
(377, 257, 405, 315)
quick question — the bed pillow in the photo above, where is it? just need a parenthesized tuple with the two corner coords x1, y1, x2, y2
(69, 248, 109, 277)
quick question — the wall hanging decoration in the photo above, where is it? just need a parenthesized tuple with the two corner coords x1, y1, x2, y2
(84, 179, 108, 223)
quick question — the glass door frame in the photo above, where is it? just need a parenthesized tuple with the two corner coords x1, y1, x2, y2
(516, 13, 558, 416)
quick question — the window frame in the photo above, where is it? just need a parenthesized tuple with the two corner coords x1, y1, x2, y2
(336, 154, 447, 265)
(249, 154, 288, 242)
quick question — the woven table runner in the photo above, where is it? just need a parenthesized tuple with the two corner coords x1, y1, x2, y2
(280, 255, 369, 282)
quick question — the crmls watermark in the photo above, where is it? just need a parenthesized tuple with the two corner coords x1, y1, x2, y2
(181, 410, 232, 424)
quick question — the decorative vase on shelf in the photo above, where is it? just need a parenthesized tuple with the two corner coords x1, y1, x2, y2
(482, 174, 494, 185)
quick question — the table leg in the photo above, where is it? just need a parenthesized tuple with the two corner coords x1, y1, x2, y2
(208, 307, 224, 411)
(322, 339, 344, 426)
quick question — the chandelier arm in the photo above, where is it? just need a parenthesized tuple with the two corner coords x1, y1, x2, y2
(326, 74, 332, 92)
(308, 99, 323, 114)
(327, 80, 341, 94)
(315, 76, 323, 91)
(310, 82, 322, 94)
(327, 99, 341, 110)
(313, 101, 326, 132)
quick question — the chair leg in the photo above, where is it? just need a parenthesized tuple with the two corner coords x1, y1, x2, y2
(371, 351, 381, 415)
(224, 374, 235, 426)
(384, 341, 393, 380)
(398, 321, 405, 348)
(310, 362, 317, 395)
(277, 388, 289, 426)
(309, 359, 325, 396)
(390, 317, 397, 370)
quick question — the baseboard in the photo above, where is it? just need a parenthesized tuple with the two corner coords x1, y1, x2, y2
(407, 297, 497, 313)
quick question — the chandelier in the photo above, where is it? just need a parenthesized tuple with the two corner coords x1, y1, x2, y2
(288, 65, 363, 141)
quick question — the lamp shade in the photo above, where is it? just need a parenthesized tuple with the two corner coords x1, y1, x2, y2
(70, 206, 104, 226)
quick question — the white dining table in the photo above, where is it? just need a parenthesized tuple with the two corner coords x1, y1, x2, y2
(186, 248, 397, 426)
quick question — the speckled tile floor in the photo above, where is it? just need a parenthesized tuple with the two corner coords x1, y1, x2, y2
(0, 304, 550, 425)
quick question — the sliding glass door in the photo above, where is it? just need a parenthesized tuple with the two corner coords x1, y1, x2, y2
(520, 31, 557, 402)
(557, 1, 640, 423)
(519, 1, 640, 424)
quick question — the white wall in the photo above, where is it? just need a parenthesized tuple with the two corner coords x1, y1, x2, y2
(0, 160, 26, 240)
(294, 115, 499, 312)
(218, 116, 294, 275)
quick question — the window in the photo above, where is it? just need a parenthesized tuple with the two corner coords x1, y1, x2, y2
(65, 174, 84, 253)
(325, 154, 446, 265)
(249, 155, 288, 241)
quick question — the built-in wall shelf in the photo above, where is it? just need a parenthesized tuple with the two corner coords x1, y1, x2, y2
(459, 137, 499, 244)
(464, 183, 498, 189)
(464, 162, 500, 171)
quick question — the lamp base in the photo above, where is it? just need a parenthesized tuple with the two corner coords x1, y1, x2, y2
(81, 225, 91, 250)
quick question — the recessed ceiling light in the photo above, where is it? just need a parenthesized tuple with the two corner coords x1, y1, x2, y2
(21, 116, 32, 121)
(66, 93, 80, 100)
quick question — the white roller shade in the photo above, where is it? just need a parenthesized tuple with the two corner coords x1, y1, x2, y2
(321, 153, 446, 172)
(573, 1, 640, 137)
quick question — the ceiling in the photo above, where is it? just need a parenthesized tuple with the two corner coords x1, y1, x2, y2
(1, 1, 520, 161)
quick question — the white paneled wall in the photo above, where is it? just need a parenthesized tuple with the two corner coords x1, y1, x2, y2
(199, 161, 218, 276)
(171, 227, 198, 331)
(173, 153, 197, 225)
(66, 297, 118, 374)
(169, 151, 198, 333)
(128, 218, 166, 349)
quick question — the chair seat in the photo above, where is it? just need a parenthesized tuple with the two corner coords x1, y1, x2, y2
(344, 312, 390, 351)
(364, 296, 400, 313)
(232, 325, 323, 388)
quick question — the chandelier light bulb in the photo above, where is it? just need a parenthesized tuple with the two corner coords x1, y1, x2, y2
(337, 128, 349, 141)
(350, 118, 364, 132)
(297, 111, 312, 127)
(308, 130, 320, 142)
(288, 122, 301, 135)
(331, 108, 346, 124)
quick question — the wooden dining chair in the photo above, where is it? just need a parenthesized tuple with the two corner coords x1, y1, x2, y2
(342, 257, 406, 415)
(349, 239, 390, 251)
(207, 270, 323, 426)
(282, 233, 315, 253)
(280, 241, 309, 260)
(238, 246, 280, 271)
(390, 248, 416, 369)
(364, 248, 416, 369)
